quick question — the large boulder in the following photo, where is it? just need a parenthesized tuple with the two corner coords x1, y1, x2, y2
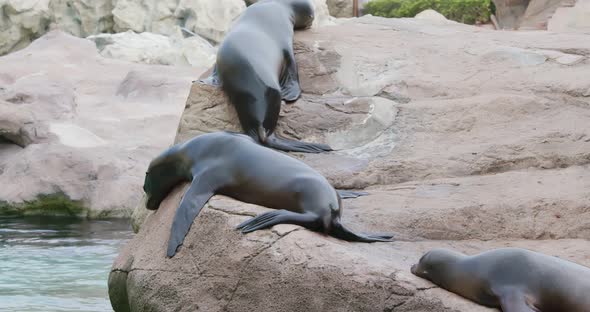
(0, 0, 114, 55)
(0, 31, 207, 217)
(492, 0, 579, 30)
(112, 0, 246, 43)
(518, 0, 568, 29)
(491, 0, 530, 29)
(0, 0, 245, 56)
(110, 15, 590, 312)
(548, 0, 590, 32)
(311, 0, 336, 27)
(87, 30, 216, 67)
(327, 0, 353, 18)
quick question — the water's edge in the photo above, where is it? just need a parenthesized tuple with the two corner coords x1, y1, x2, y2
(0, 216, 133, 312)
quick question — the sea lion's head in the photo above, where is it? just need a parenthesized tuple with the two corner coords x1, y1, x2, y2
(144, 145, 193, 210)
(287, 0, 315, 29)
(411, 248, 465, 287)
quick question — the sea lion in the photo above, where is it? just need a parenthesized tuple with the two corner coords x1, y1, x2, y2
(411, 247, 590, 312)
(200, 0, 333, 153)
(143, 132, 391, 257)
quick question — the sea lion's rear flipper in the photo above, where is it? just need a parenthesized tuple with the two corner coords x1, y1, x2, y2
(495, 288, 537, 312)
(196, 63, 221, 86)
(236, 210, 319, 233)
(279, 50, 301, 102)
(336, 190, 369, 199)
(265, 133, 333, 153)
(330, 221, 393, 243)
(167, 171, 228, 257)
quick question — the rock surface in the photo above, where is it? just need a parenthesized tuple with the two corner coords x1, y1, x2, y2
(327, 0, 353, 18)
(0, 0, 115, 55)
(111, 16, 590, 312)
(414, 9, 452, 23)
(0, 0, 245, 56)
(1, 0, 335, 56)
(492, 0, 581, 30)
(0, 31, 206, 217)
(311, 0, 336, 27)
(88, 30, 216, 67)
(548, 0, 590, 32)
(111, 0, 246, 42)
(518, 0, 568, 29)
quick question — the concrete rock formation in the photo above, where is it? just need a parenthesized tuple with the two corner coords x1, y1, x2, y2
(492, 0, 584, 30)
(311, 0, 337, 27)
(0, 31, 206, 217)
(88, 30, 216, 67)
(0, 0, 245, 55)
(327, 0, 354, 18)
(414, 9, 452, 23)
(0, 0, 115, 55)
(1, 0, 336, 56)
(548, 0, 590, 32)
(112, 15, 590, 312)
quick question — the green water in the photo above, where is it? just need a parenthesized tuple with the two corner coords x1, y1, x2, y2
(0, 216, 133, 312)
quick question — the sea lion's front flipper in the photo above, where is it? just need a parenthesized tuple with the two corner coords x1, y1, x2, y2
(279, 49, 301, 102)
(265, 133, 333, 153)
(236, 210, 319, 233)
(167, 171, 228, 257)
(330, 221, 393, 243)
(495, 288, 536, 312)
(336, 190, 369, 199)
(195, 63, 221, 86)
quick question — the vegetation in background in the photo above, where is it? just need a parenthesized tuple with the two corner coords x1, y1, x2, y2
(0, 193, 87, 217)
(363, 0, 493, 25)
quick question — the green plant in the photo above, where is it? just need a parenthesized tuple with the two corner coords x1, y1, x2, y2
(0, 193, 87, 217)
(363, 0, 492, 25)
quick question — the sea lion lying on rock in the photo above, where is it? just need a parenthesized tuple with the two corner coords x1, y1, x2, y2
(412, 247, 590, 312)
(143, 132, 392, 257)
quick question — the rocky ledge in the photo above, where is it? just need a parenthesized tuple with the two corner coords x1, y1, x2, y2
(0, 31, 204, 217)
(110, 16, 590, 311)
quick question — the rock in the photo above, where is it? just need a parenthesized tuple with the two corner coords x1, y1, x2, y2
(518, 0, 566, 30)
(414, 9, 451, 23)
(311, 0, 336, 28)
(87, 30, 216, 67)
(0, 102, 35, 147)
(0, 31, 207, 217)
(327, 0, 353, 18)
(114, 15, 590, 312)
(491, 0, 530, 29)
(0, 0, 114, 55)
(112, 0, 246, 43)
(48, 0, 114, 37)
(1, 0, 245, 56)
(175, 0, 246, 43)
(492, 0, 580, 30)
(548, 0, 590, 32)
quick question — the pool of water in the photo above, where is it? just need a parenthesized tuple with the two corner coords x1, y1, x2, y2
(0, 216, 134, 312)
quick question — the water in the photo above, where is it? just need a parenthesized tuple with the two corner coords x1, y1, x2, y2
(0, 216, 134, 312)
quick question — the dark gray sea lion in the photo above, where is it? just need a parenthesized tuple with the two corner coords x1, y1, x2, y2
(143, 132, 391, 257)
(200, 0, 333, 153)
(411, 247, 590, 312)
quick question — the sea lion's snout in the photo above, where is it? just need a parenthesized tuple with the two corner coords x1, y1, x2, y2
(146, 195, 158, 210)
(411, 264, 418, 274)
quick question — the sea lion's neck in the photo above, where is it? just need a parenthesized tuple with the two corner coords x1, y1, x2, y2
(445, 257, 488, 303)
